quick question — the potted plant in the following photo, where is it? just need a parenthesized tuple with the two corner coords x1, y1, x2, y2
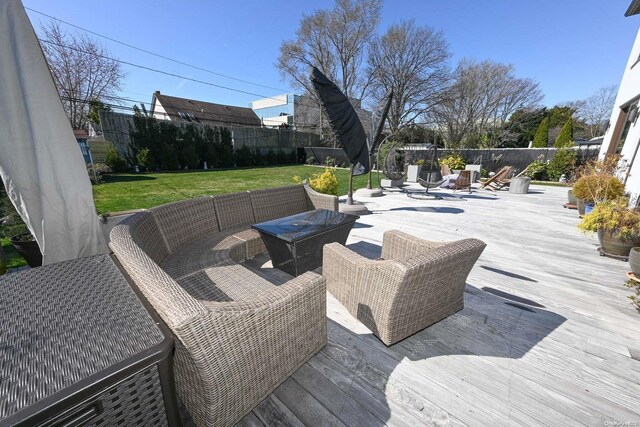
(578, 197, 640, 257)
(629, 247, 640, 276)
(439, 153, 466, 174)
(0, 187, 42, 267)
(572, 174, 625, 214)
(571, 155, 623, 215)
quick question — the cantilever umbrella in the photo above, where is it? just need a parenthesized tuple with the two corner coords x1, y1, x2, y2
(0, 0, 108, 264)
(310, 67, 368, 204)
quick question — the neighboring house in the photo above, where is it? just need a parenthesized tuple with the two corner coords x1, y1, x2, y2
(251, 93, 373, 135)
(73, 129, 92, 164)
(150, 91, 260, 127)
(599, 2, 640, 206)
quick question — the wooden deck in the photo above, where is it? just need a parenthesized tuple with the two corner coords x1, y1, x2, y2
(237, 184, 640, 427)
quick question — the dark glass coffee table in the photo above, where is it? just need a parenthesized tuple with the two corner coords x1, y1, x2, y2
(252, 209, 359, 276)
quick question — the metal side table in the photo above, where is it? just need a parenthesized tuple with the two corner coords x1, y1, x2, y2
(0, 255, 180, 426)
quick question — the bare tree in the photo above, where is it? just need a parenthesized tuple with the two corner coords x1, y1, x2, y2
(277, 0, 381, 146)
(277, 0, 381, 100)
(368, 20, 451, 134)
(575, 85, 617, 138)
(40, 22, 124, 130)
(432, 59, 543, 149)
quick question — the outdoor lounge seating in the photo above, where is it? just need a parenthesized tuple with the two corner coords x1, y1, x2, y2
(480, 165, 514, 191)
(322, 230, 486, 346)
(452, 170, 472, 193)
(109, 184, 337, 427)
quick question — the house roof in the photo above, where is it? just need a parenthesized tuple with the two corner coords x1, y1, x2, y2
(626, 0, 640, 16)
(73, 129, 89, 139)
(152, 92, 260, 127)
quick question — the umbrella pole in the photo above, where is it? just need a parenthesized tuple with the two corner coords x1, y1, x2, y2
(366, 152, 373, 190)
(347, 164, 354, 205)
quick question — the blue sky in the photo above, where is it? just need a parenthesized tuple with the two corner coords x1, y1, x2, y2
(23, 0, 640, 111)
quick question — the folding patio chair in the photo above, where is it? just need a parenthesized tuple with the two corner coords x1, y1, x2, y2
(452, 170, 472, 193)
(480, 166, 513, 192)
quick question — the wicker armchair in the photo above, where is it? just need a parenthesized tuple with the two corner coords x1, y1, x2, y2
(323, 230, 486, 346)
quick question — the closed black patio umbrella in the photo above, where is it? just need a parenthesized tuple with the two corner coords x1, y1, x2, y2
(310, 67, 368, 205)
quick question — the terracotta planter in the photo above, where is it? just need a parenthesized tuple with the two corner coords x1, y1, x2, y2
(568, 189, 577, 205)
(597, 229, 640, 257)
(10, 236, 42, 267)
(630, 247, 640, 275)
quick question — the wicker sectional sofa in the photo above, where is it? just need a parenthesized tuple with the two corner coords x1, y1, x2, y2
(110, 184, 337, 427)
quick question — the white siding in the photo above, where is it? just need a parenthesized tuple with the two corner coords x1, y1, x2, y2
(599, 28, 640, 206)
(151, 98, 171, 121)
(252, 94, 288, 109)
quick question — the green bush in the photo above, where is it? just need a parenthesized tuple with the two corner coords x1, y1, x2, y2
(0, 185, 30, 240)
(87, 163, 111, 184)
(293, 167, 339, 195)
(265, 149, 277, 166)
(288, 150, 298, 164)
(235, 145, 253, 167)
(439, 154, 465, 170)
(554, 118, 574, 148)
(136, 148, 151, 171)
(253, 148, 264, 166)
(524, 160, 547, 180)
(309, 168, 339, 195)
(547, 149, 576, 181)
(532, 117, 549, 148)
(105, 146, 129, 172)
(325, 156, 336, 167)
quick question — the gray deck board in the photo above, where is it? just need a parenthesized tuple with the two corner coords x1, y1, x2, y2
(241, 184, 640, 426)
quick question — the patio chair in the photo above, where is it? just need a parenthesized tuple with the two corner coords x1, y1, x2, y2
(440, 164, 451, 176)
(323, 230, 486, 346)
(452, 170, 472, 193)
(480, 166, 513, 192)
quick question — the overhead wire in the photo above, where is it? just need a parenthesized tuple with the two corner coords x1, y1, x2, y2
(38, 38, 330, 114)
(25, 6, 288, 93)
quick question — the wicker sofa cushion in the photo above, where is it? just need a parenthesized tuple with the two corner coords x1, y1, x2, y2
(213, 192, 255, 231)
(149, 197, 218, 253)
(250, 185, 310, 223)
(122, 211, 170, 264)
(160, 228, 247, 280)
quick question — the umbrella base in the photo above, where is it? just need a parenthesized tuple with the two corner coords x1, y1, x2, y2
(339, 202, 370, 215)
(355, 188, 384, 198)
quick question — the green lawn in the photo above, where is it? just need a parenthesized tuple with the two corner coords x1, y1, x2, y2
(93, 165, 373, 213)
(1, 238, 27, 269)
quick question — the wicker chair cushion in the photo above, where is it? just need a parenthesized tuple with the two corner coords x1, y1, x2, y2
(150, 197, 218, 253)
(213, 192, 255, 230)
(250, 185, 309, 223)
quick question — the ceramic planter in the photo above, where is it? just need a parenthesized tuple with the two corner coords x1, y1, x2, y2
(630, 247, 640, 275)
(598, 229, 640, 257)
(577, 199, 586, 216)
(407, 165, 421, 183)
(584, 203, 595, 215)
(568, 189, 577, 205)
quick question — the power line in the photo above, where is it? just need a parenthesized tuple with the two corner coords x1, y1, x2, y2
(39, 38, 329, 113)
(26, 6, 289, 93)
